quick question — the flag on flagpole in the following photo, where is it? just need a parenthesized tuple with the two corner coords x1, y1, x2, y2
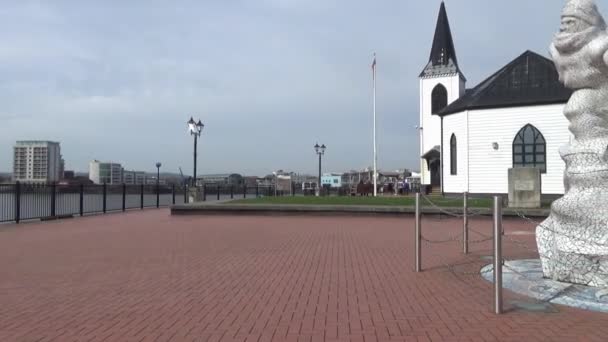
(371, 54, 377, 77)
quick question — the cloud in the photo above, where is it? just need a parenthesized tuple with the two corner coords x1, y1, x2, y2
(0, 0, 587, 175)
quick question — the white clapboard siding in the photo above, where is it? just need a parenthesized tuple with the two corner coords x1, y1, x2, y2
(442, 112, 468, 193)
(462, 104, 570, 195)
(419, 74, 465, 185)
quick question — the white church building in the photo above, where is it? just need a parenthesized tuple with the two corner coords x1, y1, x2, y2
(419, 2, 572, 198)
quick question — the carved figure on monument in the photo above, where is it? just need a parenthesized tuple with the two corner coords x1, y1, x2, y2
(538, 0, 608, 287)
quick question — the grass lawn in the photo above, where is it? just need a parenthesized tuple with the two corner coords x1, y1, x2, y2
(229, 195, 496, 208)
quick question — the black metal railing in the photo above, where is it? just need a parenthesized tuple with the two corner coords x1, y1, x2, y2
(0, 182, 188, 224)
(0, 181, 425, 224)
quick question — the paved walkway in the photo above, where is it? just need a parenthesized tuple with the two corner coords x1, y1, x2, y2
(0, 211, 607, 342)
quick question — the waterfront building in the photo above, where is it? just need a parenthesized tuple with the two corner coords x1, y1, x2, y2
(198, 173, 243, 185)
(13, 141, 62, 183)
(89, 160, 123, 184)
(123, 170, 146, 185)
(321, 173, 343, 189)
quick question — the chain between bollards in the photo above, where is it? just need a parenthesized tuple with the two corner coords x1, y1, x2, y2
(415, 192, 422, 273)
(493, 195, 503, 315)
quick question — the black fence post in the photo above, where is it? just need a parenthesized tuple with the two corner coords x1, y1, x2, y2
(230, 185, 234, 199)
(79, 183, 84, 216)
(256, 184, 259, 198)
(102, 183, 107, 214)
(122, 183, 126, 212)
(184, 185, 188, 204)
(15, 182, 20, 224)
(203, 184, 207, 202)
(292, 182, 296, 197)
(156, 183, 160, 208)
(50, 182, 56, 218)
(217, 185, 220, 201)
(244, 186, 247, 199)
(140, 184, 144, 209)
(172, 184, 176, 205)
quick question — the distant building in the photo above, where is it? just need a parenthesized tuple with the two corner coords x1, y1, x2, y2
(198, 173, 243, 185)
(321, 173, 343, 188)
(123, 170, 146, 185)
(145, 177, 167, 186)
(13, 141, 62, 183)
(63, 170, 75, 179)
(406, 172, 421, 185)
(243, 176, 261, 187)
(89, 160, 123, 184)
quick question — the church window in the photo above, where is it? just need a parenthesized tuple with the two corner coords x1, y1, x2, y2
(513, 124, 546, 173)
(431, 84, 448, 114)
(450, 134, 457, 175)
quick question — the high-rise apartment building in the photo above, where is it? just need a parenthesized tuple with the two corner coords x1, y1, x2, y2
(13, 141, 62, 183)
(89, 160, 123, 184)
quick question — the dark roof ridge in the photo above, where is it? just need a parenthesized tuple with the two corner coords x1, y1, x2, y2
(436, 50, 571, 116)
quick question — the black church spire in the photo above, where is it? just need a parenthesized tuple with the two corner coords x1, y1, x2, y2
(420, 2, 464, 79)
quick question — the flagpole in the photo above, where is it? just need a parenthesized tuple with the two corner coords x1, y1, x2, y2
(372, 53, 378, 197)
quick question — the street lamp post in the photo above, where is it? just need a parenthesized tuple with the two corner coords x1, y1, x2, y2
(156, 162, 162, 208)
(187, 117, 204, 186)
(314, 143, 326, 197)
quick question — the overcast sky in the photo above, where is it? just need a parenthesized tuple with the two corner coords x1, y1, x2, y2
(0, 0, 592, 176)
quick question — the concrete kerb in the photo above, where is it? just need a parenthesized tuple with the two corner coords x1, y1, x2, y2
(170, 202, 550, 218)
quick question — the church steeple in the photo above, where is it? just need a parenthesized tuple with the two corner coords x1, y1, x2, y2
(420, 2, 464, 79)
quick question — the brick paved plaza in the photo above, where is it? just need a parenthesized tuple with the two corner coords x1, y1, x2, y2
(1, 211, 607, 342)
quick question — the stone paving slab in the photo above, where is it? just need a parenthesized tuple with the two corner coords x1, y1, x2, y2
(481, 259, 608, 313)
(0, 210, 606, 342)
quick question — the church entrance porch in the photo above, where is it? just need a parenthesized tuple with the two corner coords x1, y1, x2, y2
(430, 160, 441, 187)
(422, 145, 441, 194)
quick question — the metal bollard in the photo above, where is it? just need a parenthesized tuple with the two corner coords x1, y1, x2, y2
(217, 185, 220, 201)
(493, 196, 503, 315)
(463, 192, 469, 254)
(415, 193, 422, 272)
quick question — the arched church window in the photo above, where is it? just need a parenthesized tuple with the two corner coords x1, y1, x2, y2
(450, 134, 457, 175)
(431, 84, 448, 114)
(513, 124, 546, 173)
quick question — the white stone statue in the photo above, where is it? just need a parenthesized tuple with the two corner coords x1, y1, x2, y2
(539, 0, 608, 287)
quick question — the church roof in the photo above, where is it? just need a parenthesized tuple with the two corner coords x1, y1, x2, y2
(436, 50, 572, 116)
(419, 2, 464, 79)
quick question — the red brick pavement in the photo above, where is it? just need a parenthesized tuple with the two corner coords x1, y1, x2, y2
(0, 210, 607, 342)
